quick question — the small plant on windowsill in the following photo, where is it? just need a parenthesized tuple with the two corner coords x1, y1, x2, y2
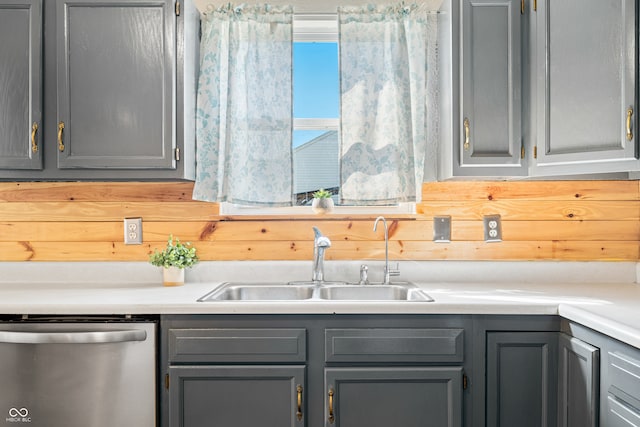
(149, 235, 198, 287)
(311, 189, 334, 214)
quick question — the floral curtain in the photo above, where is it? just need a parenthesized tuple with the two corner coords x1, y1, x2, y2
(192, 4, 294, 206)
(338, 4, 439, 205)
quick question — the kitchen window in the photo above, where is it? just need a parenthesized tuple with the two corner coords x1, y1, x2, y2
(196, 4, 439, 214)
(220, 14, 415, 215)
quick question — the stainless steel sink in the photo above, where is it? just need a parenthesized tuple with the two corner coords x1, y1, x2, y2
(198, 282, 315, 301)
(198, 282, 434, 302)
(317, 284, 433, 301)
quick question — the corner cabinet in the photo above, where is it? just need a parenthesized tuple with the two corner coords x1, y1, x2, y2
(0, 0, 42, 170)
(0, 0, 198, 180)
(557, 333, 599, 427)
(531, 0, 638, 176)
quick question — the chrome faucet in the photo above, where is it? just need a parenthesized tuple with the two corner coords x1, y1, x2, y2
(373, 216, 400, 285)
(312, 227, 331, 282)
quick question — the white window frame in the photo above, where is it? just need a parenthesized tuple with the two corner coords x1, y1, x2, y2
(220, 14, 416, 216)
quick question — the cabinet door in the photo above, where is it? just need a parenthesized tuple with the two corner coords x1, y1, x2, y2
(557, 333, 599, 427)
(0, 0, 42, 170)
(169, 365, 306, 427)
(55, 0, 175, 169)
(486, 332, 558, 427)
(459, 0, 525, 176)
(533, 0, 638, 175)
(324, 367, 462, 427)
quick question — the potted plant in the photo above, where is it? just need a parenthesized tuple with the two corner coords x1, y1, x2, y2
(311, 189, 334, 214)
(149, 235, 199, 286)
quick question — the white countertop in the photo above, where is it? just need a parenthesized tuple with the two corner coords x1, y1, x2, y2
(1, 261, 639, 349)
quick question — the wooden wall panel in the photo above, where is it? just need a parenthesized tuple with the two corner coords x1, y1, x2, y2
(0, 181, 638, 262)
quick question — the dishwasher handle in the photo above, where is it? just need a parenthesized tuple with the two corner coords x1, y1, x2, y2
(0, 329, 147, 344)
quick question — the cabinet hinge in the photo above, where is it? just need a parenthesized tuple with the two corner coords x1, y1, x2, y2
(165, 373, 170, 389)
(520, 143, 525, 159)
(463, 374, 468, 390)
(175, 147, 181, 161)
(534, 0, 537, 11)
(175, 1, 180, 16)
(534, 146, 538, 159)
(521, 0, 525, 14)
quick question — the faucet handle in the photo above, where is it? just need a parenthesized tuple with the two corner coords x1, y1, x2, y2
(388, 262, 400, 277)
(359, 264, 369, 285)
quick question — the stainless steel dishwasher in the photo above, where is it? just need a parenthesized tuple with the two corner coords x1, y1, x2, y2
(0, 316, 156, 427)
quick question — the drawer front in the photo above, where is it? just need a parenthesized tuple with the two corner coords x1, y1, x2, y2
(168, 328, 306, 363)
(607, 396, 640, 427)
(325, 328, 464, 363)
(609, 350, 640, 404)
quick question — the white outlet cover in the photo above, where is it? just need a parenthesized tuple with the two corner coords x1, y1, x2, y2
(124, 218, 143, 244)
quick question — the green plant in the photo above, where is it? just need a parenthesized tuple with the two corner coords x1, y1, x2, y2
(312, 188, 332, 199)
(149, 235, 199, 269)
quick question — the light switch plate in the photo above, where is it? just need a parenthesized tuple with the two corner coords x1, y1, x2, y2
(124, 218, 143, 244)
(433, 216, 451, 242)
(483, 215, 502, 242)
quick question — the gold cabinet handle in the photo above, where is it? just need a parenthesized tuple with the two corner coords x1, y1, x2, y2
(296, 385, 303, 421)
(463, 118, 470, 151)
(31, 122, 38, 153)
(57, 121, 65, 152)
(627, 107, 633, 141)
(328, 388, 335, 424)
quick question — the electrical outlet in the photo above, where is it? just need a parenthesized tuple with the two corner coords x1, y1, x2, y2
(433, 216, 451, 242)
(124, 218, 143, 244)
(483, 215, 502, 242)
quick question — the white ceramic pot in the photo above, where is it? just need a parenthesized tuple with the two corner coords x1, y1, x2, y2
(162, 266, 185, 287)
(312, 198, 334, 214)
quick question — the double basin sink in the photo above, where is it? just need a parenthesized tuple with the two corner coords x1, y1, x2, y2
(198, 281, 434, 302)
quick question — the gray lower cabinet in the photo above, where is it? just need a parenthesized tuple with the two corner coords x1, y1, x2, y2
(162, 315, 469, 427)
(169, 366, 306, 427)
(563, 319, 640, 427)
(485, 331, 559, 427)
(457, 0, 526, 177)
(557, 333, 599, 427)
(325, 367, 462, 427)
(604, 347, 640, 426)
(531, 0, 638, 176)
(0, 0, 198, 179)
(0, 0, 42, 170)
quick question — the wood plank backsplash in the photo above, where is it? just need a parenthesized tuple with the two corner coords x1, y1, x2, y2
(0, 181, 638, 262)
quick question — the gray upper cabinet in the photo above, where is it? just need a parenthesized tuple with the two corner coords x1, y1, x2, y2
(0, 0, 198, 179)
(451, 0, 639, 178)
(458, 0, 526, 177)
(55, 0, 175, 170)
(0, 0, 42, 170)
(531, 0, 638, 175)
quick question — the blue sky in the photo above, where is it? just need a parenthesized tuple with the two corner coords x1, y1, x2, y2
(292, 42, 339, 148)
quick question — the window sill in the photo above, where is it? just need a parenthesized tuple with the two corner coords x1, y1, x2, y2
(217, 213, 419, 221)
(219, 202, 416, 219)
